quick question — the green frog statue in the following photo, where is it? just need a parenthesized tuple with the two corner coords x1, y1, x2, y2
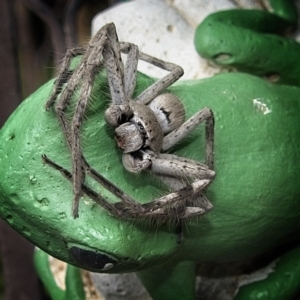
(1, 1, 300, 299)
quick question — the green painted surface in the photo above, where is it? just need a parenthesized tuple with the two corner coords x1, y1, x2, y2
(1, 1, 300, 299)
(1, 72, 300, 298)
(195, 2, 300, 86)
(34, 248, 85, 300)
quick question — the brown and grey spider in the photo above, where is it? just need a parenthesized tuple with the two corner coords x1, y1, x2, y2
(43, 23, 215, 221)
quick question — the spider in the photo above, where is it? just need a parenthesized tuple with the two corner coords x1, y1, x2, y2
(43, 23, 215, 221)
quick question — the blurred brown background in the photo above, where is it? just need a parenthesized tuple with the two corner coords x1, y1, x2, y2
(0, 0, 121, 299)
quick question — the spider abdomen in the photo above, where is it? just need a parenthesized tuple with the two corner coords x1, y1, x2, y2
(148, 94, 185, 135)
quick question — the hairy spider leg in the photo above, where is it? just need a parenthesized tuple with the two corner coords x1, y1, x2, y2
(151, 156, 215, 180)
(42, 155, 210, 220)
(71, 65, 101, 216)
(134, 179, 211, 219)
(120, 42, 184, 105)
(162, 107, 215, 169)
(46, 23, 125, 217)
(45, 47, 86, 110)
(42, 155, 116, 215)
(102, 42, 140, 129)
(70, 23, 132, 217)
(87, 150, 214, 218)
(106, 39, 182, 107)
(45, 46, 100, 216)
(102, 24, 127, 105)
(143, 108, 215, 217)
(85, 159, 213, 219)
(150, 154, 215, 214)
(120, 43, 139, 99)
(135, 51, 183, 105)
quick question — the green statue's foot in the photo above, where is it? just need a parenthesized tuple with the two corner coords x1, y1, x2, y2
(234, 245, 300, 300)
(34, 248, 85, 300)
(195, 3, 300, 86)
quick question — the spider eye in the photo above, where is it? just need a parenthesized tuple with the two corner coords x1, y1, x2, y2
(136, 121, 146, 135)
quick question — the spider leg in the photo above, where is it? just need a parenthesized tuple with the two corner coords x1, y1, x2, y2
(47, 43, 105, 146)
(43, 155, 147, 218)
(46, 47, 86, 110)
(152, 154, 215, 179)
(45, 57, 90, 217)
(150, 168, 213, 212)
(150, 154, 215, 211)
(46, 23, 129, 217)
(102, 31, 142, 127)
(51, 62, 105, 217)
(51, 23, 124, 130)
(42, 155, 117, 215)
(131, 178, 212, 219)
(162, 107, 215, 169)
(83, 157, 210, 219)
(102, 24, 127, 105)
(84, 157, 208, 218)
(134, 52, 184, 105)
(120, 41, 184, 104)
(84, 159, 143, 212)
(70, 65, 100, 217)
(43, 154, 208, 220)
(120, 42, 139, 99)
(70, 27, 120, 215)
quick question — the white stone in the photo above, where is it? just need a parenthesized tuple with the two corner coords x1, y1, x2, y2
(92, 0, 269, 80)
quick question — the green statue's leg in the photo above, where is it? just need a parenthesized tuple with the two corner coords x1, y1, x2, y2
(34, 248, 85, 300)
(268, 0, 298, 22)
(137, 260, 196, 300)
(64, 265, 85, 300)
(34, 249, 65, 300)
(195, 0, 300, 86)
(234, 245, 300, 300)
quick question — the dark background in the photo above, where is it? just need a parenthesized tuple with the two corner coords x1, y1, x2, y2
(0, 1, 122, 298)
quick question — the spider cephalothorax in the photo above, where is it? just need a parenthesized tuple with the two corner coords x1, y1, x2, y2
(105, 94, 185, 173)
(43, 23, 215, 221)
